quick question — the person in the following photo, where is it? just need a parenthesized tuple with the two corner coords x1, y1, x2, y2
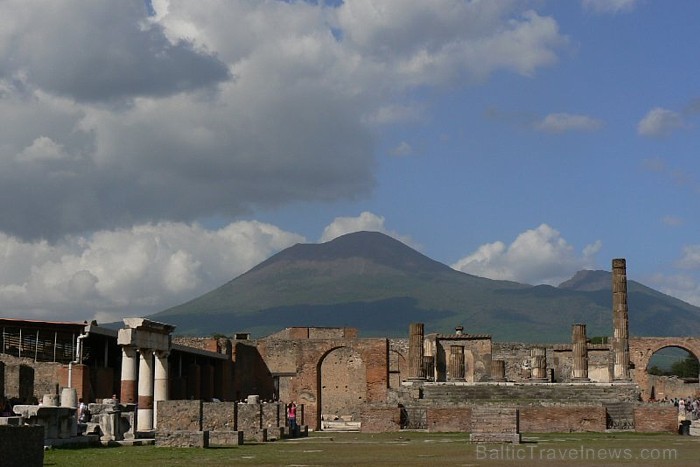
(287, 401, 297, 436)
(77, 398, 90, 423)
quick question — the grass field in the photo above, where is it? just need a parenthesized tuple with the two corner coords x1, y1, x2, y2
(43, 431, 700, 466)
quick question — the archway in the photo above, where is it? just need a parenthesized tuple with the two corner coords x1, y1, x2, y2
(318, 346, 366, 428)
(645, 346, 699, 401)
(630, 337, 700, 401)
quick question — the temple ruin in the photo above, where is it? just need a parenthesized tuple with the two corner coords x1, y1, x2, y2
(1, 258, 698, 446)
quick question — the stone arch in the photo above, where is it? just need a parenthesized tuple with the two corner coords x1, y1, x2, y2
(629, 337, 700, 401)
(317, 346, 366, 428)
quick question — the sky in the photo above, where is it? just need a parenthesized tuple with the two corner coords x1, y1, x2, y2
(0, 0, 699, 325)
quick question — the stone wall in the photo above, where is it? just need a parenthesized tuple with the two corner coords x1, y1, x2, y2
(202, 401, 236, 431)
(157, 400, 202, 431)
(0, 355, 65, 402)
(633, 405, 678, 433)
(646, 375, 700, 401)
(0, 425, 44, 467)
(519, 405, 607, 432)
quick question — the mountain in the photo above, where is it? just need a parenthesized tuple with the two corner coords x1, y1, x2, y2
(150, 231, 700, 342)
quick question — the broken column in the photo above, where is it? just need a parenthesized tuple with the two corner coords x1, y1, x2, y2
(612, 258, 630, 381)
(571, 324, 589, 382)
(491, 359, 506, 382)
(530, 347, 547, 381)
(408, 323, 426, 380)
(449, 345, 465, 381)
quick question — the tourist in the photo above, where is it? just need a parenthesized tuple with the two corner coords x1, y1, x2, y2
(77, 398, 90, 423)
(287, 401, 297, 436)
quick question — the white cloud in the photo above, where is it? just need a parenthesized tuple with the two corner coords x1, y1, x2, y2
(0, 221, 304, 323)
(320, 212, 417, 248)
(677, 245, 700, 270)
(637, 108, 686, 137)
(582, 0, 638, 14)
(535, 113, 603, 133)
(648, 273, 700, 308)
(0, 1, 566, 240)
(451, 224, 601, 285)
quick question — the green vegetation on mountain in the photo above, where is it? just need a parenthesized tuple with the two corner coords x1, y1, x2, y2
(150, 231, 700, 342)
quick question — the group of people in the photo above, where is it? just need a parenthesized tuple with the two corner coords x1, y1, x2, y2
(674, 397, 700, 419)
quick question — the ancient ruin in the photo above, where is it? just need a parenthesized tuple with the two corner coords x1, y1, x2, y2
(1, 258, 698, 448)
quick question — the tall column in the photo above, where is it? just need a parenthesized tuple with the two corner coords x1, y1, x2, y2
(449, 345, 465, 381)
(571, 324, 590, 382)
(530, 347, 547, 381)
(612, 258, 630, 380)
(408, 323, 426, 380)
(153, 351, 169, 429)
(137, 349, 154, 432)
(120, 346, 138, 404)
(491, 359, 506, 382)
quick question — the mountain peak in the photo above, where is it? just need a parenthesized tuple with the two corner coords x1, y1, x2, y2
(248, 230, 452, 275)
(558, 269, 611, 291)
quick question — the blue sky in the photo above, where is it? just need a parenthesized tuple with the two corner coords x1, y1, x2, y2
(0, 0, 698, 324)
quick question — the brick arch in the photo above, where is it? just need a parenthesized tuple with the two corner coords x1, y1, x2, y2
(317, 345, 366, 427)
(286, 339, 387, 430)
(629, 337, 700, 401)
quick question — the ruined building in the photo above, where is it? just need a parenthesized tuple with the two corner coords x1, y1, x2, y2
(0, 258, 693, 436)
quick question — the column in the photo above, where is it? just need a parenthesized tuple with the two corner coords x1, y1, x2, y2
(423, 356, 435, 380)
(571, 324, 590, 382)
(491, 359, 506, 382)
(612, 258, 630, 380)
(530, 347, 547, 381)
(137, 349, 154, 432)
(120, 346, 138, 404)
(153, 351, 169, 429)
(449, 345, 465, 381)
(408, 323, 426, 380)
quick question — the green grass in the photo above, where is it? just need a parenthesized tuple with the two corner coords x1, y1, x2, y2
(43, 431, 700, 466)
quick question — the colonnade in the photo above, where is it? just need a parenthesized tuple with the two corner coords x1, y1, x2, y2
(117, 318, 174, 432)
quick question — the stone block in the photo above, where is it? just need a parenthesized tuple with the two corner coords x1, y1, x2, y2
(155, 430, 209, 448)
(209, 430, 244, 446)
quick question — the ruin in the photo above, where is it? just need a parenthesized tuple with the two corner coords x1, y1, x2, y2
(0, 258, 697, 444)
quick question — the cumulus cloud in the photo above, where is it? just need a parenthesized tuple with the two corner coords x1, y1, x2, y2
(451, 224, 602, 285)
(534, 113, 603, 133)
(637, 108, 686, 137)
(0, 1, 565, 241)
(319, 211, 417, 248)
(0, 221, 304, 323)
(582, 0, 638, 14)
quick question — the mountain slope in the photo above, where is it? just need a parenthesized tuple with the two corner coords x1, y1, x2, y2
(150, 231, 700, 342)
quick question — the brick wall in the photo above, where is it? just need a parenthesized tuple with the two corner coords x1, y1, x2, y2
(360, 406, 401, 433)
(519, 406, 606, 432)
(634, 405, 678, 433)
(426, 407, 471, 432)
